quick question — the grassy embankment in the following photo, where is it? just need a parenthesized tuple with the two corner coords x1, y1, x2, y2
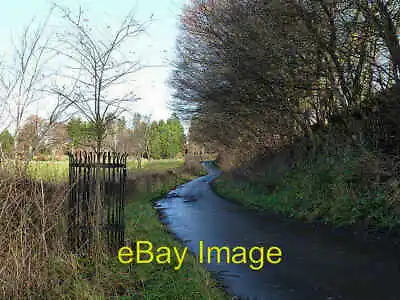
(212, 146, 400, 235)
(1, 158, 226, 299)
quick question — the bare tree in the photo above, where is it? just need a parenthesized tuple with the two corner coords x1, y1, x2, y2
(0, 9, 57, 160)
(356, 0, 400, 84)
(171, 0, 400, 168)
(131, 113, 152, 168)
(47, 5, 150, 265)
(50, 5, 148, 153)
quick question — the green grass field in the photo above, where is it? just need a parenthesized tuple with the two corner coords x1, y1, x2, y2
(127, 158, 184, 173)
(27, 160, 69, 182)
(26, 158, 185, 183)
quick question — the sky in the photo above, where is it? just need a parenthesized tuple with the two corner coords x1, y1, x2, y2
(0, 0, 186, 126)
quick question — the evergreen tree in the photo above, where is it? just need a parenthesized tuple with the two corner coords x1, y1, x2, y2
(67, 117, 96, 149)
(158, 120, 169, 158)
(166, 114, 184, 158)
(67, 117, 84, 148)
(0, 130, 14, 154)
(146, 116, 185, 159)
(149, 121, 162, 159)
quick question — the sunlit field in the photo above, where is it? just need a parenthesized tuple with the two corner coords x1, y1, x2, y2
(25, 158, 185, 182)
(27, 160, 69, 182)
(127, 158, 184, 173)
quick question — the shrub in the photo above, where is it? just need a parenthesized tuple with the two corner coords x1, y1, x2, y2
(0, 167, 70, 297)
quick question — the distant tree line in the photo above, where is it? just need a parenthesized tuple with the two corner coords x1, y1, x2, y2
(0, 113, 185, 162)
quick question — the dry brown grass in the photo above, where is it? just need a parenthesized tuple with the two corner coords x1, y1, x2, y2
(126, 157, 205, 195)
(182, 154, 205, 174)
(0, 166, 72, 298)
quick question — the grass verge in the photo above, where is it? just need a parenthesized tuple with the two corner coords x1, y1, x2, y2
(212, 147, 400, 235)
(121, 172, 227, 299)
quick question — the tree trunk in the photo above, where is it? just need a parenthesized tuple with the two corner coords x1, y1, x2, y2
(93, 159, 104, 277)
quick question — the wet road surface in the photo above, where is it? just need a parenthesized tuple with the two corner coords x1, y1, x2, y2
(154, 162, 400, 300)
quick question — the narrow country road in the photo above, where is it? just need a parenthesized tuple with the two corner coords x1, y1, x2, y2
(155, 162, 400, 300)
